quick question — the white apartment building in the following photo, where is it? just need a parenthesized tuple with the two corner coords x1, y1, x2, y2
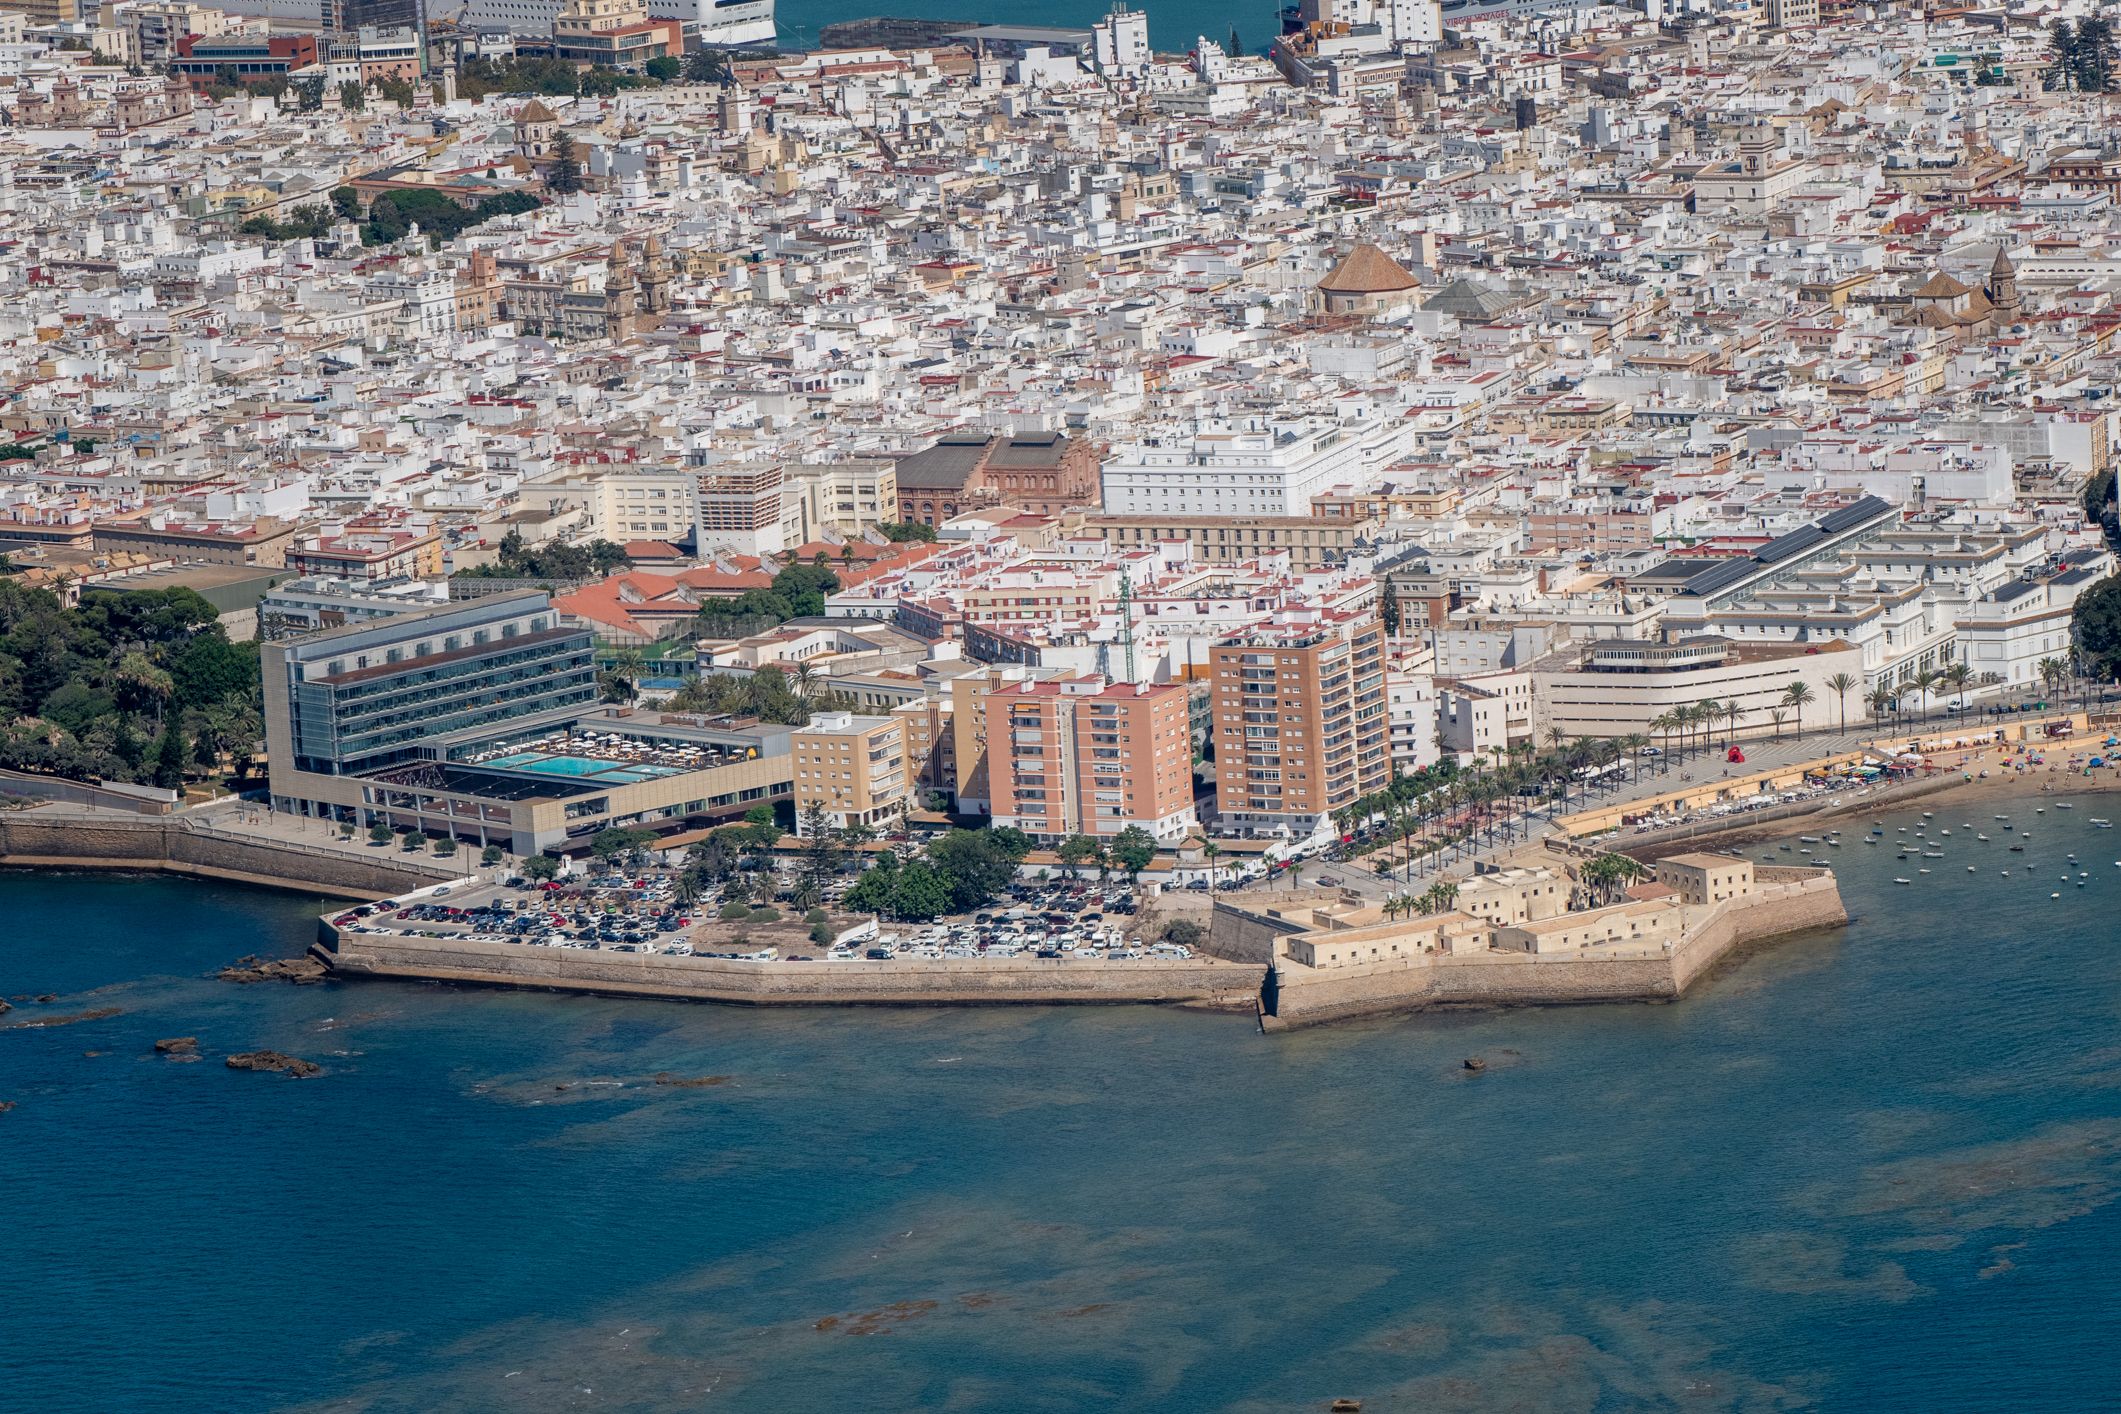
(1090, 5, 1148, 76)
(1772, 437, 2013, 507)
(519, 469, 698, 545)
(368, 270, 457, 342)
(1956, 556, 2114, 690)
(1531, 637, 1870, 742)
(1100, 414, 1413, 518)
(1386, 664, 1442, 776)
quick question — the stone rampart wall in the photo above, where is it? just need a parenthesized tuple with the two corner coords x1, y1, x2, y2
(1207, 904, 1300, 966)
(322, 929, 1264, 1009)
(1265, 874, 1846, 1030)
(0, 816, 457, 899)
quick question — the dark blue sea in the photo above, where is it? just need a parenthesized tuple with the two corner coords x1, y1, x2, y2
(7, 789, 2121, 1412)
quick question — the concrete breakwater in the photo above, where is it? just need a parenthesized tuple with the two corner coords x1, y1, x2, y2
(0, 815, 458, 900)
(1260, 871, 1848, 1031)
(319, 925, 1266, 1010)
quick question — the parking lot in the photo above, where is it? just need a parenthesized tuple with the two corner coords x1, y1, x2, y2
(328, 870, 1191, 965)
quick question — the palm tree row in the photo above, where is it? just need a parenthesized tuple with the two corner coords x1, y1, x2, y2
(1645, 679, 1850, 759)
(1334, 732, 1651, 885)
(1380, 879, 1461, 921)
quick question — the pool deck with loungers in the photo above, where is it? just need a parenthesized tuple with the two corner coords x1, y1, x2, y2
(480, 752, 683, 785)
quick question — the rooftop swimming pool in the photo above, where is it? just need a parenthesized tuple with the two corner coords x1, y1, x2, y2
(480, 752, 683, 785)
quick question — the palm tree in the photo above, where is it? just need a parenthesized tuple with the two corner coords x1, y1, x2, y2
(1190, 833, 1224, 897)
(1910, 668, 1938, 722)
(1670, 705, 1697, 761)
(1581, 851, 1650, 907)
(111, 651, 175, 727)
(1648, 711, 1676, 771)
(1768, 707, 1787, 739)
(1867, 683, 1897, 732)
(1722, 699, 1745, 745)
(1824, 671, 1857, 735)
(1694, 700, 1721, 757)
(1782, 681, 1815, 736)
(2037, 656, 2069, 702)
(1942, 662, 1971, 712)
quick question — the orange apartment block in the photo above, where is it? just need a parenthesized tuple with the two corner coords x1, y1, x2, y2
(986, 676, 1196, 842)
(791, 712, 909, 835)
(1209, 610, 1389, 834)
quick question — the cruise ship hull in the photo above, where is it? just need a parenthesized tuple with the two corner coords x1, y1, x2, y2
(696, 0, 776, 48)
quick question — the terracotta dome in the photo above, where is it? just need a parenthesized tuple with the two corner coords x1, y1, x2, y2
(1317, 242, 1420, 295)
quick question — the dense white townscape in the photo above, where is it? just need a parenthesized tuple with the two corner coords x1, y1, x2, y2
(5, 0, 2121, 867)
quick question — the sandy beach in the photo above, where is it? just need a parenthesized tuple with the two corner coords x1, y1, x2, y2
(1624, 734, 2121, 854)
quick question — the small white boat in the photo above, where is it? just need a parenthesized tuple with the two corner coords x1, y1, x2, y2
(1918, 869, 1931, 875)
(1967, 866, 1976, 873)
(2092, 819, 2112, 829)
(1977, 833, 1990, 841)
(2053, 892, 2062, 899)
(2056, 803, 2074, 810)
(1940, 829, 1952, 837)
(1894, 877, 1913, 885)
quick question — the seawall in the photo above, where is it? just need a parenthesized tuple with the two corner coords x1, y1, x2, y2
(1263, 873, 1847, 1031)
(320, 927, 1266, 1010)
(0, 815, 460, 900)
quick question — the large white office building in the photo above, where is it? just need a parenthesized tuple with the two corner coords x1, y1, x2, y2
(1100, 414, 1414, 518)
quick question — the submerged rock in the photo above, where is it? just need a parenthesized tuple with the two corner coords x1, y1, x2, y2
(652, 1073, 732, 1089)
(155, 1037, 199, 1055)
(0, 1101, 14, 1114)
(218, 955, 328, 985)
(226, 1051, 322, 1079)
(3, 1006, 122, 1031)
(1463, 1056, 1487, 1072)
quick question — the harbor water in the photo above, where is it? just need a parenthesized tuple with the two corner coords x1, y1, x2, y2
(775, 0, 1280, 58)
(6, 789, 2121, 1411)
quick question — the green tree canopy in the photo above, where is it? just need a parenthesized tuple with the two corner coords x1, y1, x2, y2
(2073, 573, 2121, 679)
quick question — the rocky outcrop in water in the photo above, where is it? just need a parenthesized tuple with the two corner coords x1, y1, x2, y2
(2, 1006, 122, 1031)
(218, 955, 328, 985)
(155, 1037, 198, 1056)
(226, 1051, 322, 1078)
(652, 1073, 731, 1088)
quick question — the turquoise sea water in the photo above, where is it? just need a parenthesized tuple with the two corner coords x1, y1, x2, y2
(7, 790, 2121, 1411)
(776, 0, 1277, 56)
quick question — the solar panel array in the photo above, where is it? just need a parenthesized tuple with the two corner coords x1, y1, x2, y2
(1666, 496, 1897, 598)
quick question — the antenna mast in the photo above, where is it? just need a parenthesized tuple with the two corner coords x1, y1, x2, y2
(1118, 569, 1136, 683)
